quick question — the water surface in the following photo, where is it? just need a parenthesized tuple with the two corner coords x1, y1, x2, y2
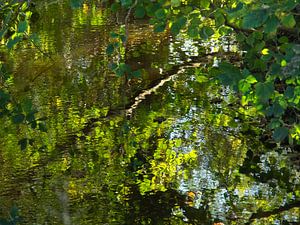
(0, 1, 299, 225)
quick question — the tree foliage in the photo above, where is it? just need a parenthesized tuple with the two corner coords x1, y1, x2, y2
(104, 0, 300, 145)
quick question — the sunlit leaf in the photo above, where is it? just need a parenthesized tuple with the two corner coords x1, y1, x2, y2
(261, 48, 269, 55)
(171, 0, 181, 7)
(238, 79, 251, 93)
(281, 59, 287, 67)
(200, 0, 210, 9)
(281, 14, 296, 28)
(245, 75, 257, 84)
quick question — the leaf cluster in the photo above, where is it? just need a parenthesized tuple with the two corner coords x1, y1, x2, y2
(105, 0, 300, 144)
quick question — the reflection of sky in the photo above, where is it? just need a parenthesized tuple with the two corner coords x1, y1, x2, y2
(169, 33, 238, 65)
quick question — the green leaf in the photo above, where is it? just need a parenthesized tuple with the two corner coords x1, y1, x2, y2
(200, 0, 210, 9)
(132, 70, 142, 77)
(29, 33, 41, 46)
(245, 75, 257, 84)
(284, 86, 294, 99)
(111, 2, 120, 12)
(199, 26, 214, 40)
(238, 79, 251, 93)
(31, 121, 37, 129)
(134, 6, 146, 18)
(22, 98, 33, 113)
(155, 9, 166, 20)
(38, 122, 47, 132)
(278, 36, 289, 43)
(272, 127, 289, 142)
(171, 0, 181, 7)
(187, 26, 199, 38)
(70, 0, 83, 9)
(0, 218, 9, 225)
(242, 9, 268, 29)
(273, 101, 285, 117)
(7, 36, 22, 49)
(217, 63, 242, 89)
(110, 32, 119, 38)
(281, 14, 296, 28)
(255, 82, 274, 103)
(267, 119, 281, 129)
(170, 16, 187, 35)
(121, 0, 132, 7)
(26, 111, 36, 123)
(12, 114, 25, 124)
(18, 138, 28, 151)
(106, 44, 115, 55)
(17, 20, 28, 33)
(154, 23, 166, 33)
(227, 2, 244, 14)
(0, 90, 10, 106)
(215, 12, 225, 27)
(264, 15, 279, 34)
(196, 75, 208, 83)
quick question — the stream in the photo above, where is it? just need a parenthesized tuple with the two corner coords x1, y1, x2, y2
(0, 1, 299, 225)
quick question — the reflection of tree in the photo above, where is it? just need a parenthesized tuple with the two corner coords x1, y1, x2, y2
(246, 200, 300, 224)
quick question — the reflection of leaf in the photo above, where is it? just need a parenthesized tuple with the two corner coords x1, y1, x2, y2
(132, 70, 142, 77)
(134, 6, 145, 18)
(154, 23, 166, 33)
(7, 36, 22, 49)
(70, 0, 83, 8)
(18, 138, 28, 151)
(12, 114, 25, 124)
(38, 122, 47, 132)
(17, 20, 28, 33)
(106, 44, 114, 55)
(273, 127, 289, 142)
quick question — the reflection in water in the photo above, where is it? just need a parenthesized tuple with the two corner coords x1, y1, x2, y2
(0, 1, 299, 225)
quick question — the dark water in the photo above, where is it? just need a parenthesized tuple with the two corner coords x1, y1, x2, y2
(0, 1, 299, 225)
